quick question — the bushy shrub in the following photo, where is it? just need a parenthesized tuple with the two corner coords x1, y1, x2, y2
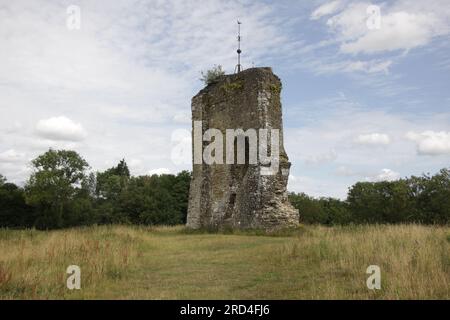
(200, 65, 225, 85)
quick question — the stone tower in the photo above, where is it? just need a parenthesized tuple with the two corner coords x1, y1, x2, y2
(186, 67, 299, 230)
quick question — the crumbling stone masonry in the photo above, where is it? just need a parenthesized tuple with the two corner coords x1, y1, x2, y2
(186, 67, 299, 230)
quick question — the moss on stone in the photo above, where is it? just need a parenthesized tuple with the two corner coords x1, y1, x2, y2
(220, 80, 244, 94)
(269, 83, 282, 95)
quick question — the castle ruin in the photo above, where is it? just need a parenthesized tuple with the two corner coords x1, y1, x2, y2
(186, 67, 299, 230)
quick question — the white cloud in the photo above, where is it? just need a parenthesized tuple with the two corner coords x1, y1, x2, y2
(344, 60, 392, 74)
(0, 149, 25, 163)
(148, 168, 171, 176)
(304, 57, 394, 75)
(288, 173, 348, 199)
(128, 158, 143, 172)
(28, 137, 82, 151)
(173, 112, 191, 124)
(35, 116, 87, 141)
(406, 131, 450, 155)
(335, 165, 357, 176)
(365, 168, 400, 182)
(355, 133, 391, 145)
(311, 1, 342, 20)
(304, 149, 338, 165)
(324, 1, 450, 55)
(342, 11, 446, 54)
(170, 129, 192, 166)
(3, 122, 23, 134)
(304, 0, 450, 78)
(325, 2, 369, 40)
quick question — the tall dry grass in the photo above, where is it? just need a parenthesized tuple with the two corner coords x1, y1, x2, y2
(269, 224, 450, 299)
(0, 224, 448, 299)
(0, 225, 144, 299)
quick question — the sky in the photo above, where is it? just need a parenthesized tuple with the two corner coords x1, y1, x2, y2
(0, 0, 449, 199)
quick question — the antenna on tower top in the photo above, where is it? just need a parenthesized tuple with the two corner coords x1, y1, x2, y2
(235, 20, 243, 73)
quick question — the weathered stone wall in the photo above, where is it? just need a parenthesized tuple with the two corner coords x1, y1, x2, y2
(186, 67, 299, 230)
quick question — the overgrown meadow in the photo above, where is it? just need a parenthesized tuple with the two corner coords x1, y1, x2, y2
(0, 224, 448, 299)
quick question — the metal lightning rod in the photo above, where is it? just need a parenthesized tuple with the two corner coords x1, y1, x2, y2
(235, 20, 242, 73)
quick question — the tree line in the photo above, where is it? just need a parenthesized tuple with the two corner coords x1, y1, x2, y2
(0, 149, 190, 229)
(289, 168, 450, 225)
(0, 149, 448, 229)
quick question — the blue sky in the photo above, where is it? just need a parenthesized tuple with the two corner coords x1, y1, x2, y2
(0, 0, 449, 198)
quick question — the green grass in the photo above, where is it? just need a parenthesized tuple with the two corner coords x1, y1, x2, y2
(0, 224, 449, 299)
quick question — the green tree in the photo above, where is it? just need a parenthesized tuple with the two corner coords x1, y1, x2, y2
(118, 172, 190, 226)
(96, 159, 130, 199)
(289, 192, 329, 224)
(347, 179, 421, 224)
(321, 197, 352, 225)
(25, 149, 90, 229)
(0, 181, 35, 228)
(409, 169, 450, 224)
(95, 159, 131, 223)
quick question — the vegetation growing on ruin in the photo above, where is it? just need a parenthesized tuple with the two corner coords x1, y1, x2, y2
(200, 65, 225, 86)
(220, 80, 244, 94)
(269, 83, 282, 95)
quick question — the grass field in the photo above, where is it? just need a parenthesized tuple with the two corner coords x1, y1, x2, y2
(0, 224, 449, 299)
